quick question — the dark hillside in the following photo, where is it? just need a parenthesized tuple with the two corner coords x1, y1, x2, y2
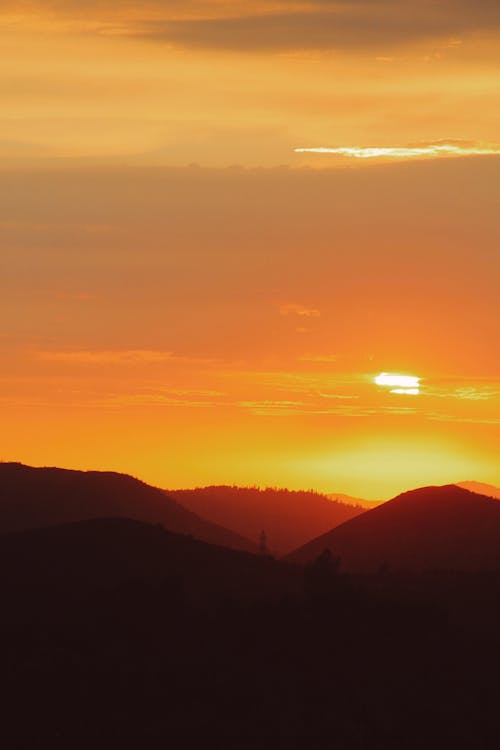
(288, 484, 500, 571)
(170, 485, 364, 554)
(0, 462, 256, 552)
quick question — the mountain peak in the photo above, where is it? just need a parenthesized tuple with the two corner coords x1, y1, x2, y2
(287, 484, 500, 572)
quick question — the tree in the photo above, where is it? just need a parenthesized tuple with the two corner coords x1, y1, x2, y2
(304, 549, 341, 605)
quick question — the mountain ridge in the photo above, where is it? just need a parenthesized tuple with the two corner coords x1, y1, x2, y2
(169, 484, 365, 555)
(286, 484, 500, 572)
(0, 462, 257, 553)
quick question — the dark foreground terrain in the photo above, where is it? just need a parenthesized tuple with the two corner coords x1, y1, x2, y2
(2, 517, 500, 749)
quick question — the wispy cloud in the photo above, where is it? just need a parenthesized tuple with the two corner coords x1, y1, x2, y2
(298, 354, 340, 363)
(37, 350, 217, 365)
(106, 393, 222, 409)
(426, 413, 500, 425)
(279, 303, 321, 318)
(294, 141, 500, 160)
(316, 391, 358, 400)
(453, 387, 499, 401)
(238, 400, 418, 417)
(423, 381, 500, 401)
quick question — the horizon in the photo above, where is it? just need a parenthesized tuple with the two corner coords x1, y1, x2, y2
(2, 459, 498, 504)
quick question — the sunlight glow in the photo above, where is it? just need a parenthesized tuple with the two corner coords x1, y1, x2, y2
(299, 436, 493, 498)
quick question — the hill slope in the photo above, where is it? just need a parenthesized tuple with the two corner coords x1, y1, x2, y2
(0, 463, 256, 552)
(0, 517, 298, 603)
(287, 484, 500, 572)
(169, 485, 364, 555)
(327, 492, 381, 509)
(457, 481, 500, 500)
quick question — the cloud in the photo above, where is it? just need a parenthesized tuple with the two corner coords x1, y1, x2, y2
(453, 387, 499, 401)
(6, 2, 500, 52)
(279, 303, 321, 317)
(123, 2, 500, 52)
(426, 412, 500, 425)
(294, 141, 500, 160)
(425, 385, 500, 401)
(0, 389, 225, 410)
(37, 349, 217, 365)
(317, 391, 358, 400)
(298, 354, 340, 363)
(106, 393, 222, 409)
(238, 400, 418, 417)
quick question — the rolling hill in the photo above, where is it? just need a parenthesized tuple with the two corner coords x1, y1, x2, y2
(0, 517, 299, 604)
(0, 463, 256, 552)
(168, 485, 365, 555)
(287, 484, 500, 572)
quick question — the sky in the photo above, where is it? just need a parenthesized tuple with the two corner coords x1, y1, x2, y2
(1, 1, 499, 498)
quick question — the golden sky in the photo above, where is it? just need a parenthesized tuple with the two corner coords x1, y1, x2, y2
(1, 1, 499, 497)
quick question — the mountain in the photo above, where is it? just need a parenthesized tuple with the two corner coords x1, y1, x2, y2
(0, 517, 299, 604)
(287, 484, 500, 572)
(168, 485, 365, 555)
(457, 481, 500, 500)
(0, 463, 256, 552)
(327, 492, 381, 509)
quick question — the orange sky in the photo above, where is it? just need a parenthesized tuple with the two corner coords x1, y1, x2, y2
(1, 1, 499, 498)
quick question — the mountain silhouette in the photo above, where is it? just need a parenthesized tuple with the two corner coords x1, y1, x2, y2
(457, 480, 500, 500)
(0, 463, 256, 552)
(287, 484, 500, 572)
(169, 485, 364, 554)
(2, 484, 500, 749)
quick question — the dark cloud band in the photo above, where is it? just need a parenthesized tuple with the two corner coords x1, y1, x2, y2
(129, 2, 500, 52)
(7, 1, 500, 51)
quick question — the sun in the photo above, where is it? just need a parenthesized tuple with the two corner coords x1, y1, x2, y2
(375, 372, 421, 395)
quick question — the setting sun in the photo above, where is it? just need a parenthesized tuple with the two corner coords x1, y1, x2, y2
(375, 372, 421, 395)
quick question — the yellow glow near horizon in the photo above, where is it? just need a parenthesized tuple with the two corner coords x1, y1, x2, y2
(297, 436, 495, 499)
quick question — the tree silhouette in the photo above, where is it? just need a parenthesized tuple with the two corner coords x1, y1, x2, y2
(304, 549, 341, 605)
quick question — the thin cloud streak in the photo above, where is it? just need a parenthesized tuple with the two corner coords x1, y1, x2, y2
(279, 303, 321, 318)
(294, 144, 500, 159)
(37, 350, 218, 365)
